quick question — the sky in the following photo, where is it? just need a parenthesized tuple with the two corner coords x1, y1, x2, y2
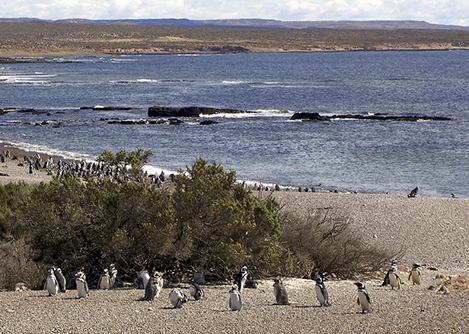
(1, 0, 468, 26)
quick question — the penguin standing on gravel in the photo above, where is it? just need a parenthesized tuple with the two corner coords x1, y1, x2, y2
(408, 263, 422, 285)
(229, 285, 243, 311)
(75, 270, 89, 299)
(234, 266, 248, 293)
(315, 277, 331, 307)
(46, 268, 59, 296)
(388, 266, 402, 290)
(53, 267, 66, 293)
(273, 278, 290, 305)
(97, 268, 111, 290)
(144, 271, 164, 301)
(382, 259, 398, 286)
(355, 282, 371, 314)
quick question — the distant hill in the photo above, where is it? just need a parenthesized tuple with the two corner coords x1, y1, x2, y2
(1, 17, 468, 30)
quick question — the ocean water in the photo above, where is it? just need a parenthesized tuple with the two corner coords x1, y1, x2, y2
(0, 51, 468, 198)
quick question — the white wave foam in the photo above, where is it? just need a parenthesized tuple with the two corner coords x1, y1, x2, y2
(200, 109, 293, 119)
(0, 140, 94, 161)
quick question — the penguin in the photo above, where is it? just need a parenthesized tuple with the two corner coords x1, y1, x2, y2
(53, 267, 66, 293)
(46, 268, 59, 296)
(169, 288, 188, 308)
(136, 270, 151, 289)
(408, 263, 422, 285)
(229, 285, 243, 311)
(388, 266, 402, 290)
(314, 277, 331, 307)
(273, 278, 289, 305)
(109, 263, 118, 288)
(408, 187, 419, 198)
(75, 270, 89, 299)
(354, 282, 371, 314)
(382, 259, 398, 286)
(97, 268, 111, 290)
(189, 283, 204, 301)
(245, 273, 259, 289)
(144, 271, 164, 301)
(233, 266, 248, 293)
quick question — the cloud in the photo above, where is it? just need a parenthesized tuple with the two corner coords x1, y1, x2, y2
(0, 0, 467, 26)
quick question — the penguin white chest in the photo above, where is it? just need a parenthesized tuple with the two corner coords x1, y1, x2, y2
(99, 276, 111, 289)
(76, 280, 88, 298)
(358, 292, 370, 311)
(315, 285, 325, 304)
(389, 273, 400, 288)
(411, 270, 421, 285)
(229, 291, 243, 311)
(46, 276, 58, 295)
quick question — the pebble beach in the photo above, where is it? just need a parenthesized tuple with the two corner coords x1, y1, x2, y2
(0, 141, 468, 333)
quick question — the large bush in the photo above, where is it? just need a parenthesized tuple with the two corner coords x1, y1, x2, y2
(172, 158, 283, 280)
(0, 151, 392, 289)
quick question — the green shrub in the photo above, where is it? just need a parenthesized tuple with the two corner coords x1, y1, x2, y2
(172, 158, 283, 280)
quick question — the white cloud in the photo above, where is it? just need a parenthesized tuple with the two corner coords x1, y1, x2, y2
(0, 0, 467, 26)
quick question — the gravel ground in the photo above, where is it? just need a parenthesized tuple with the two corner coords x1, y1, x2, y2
(1, 276, 468, 333)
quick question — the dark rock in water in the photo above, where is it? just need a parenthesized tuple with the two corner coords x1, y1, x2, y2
(169, 118, 184, 125)
(18, 108, 39, 114)
(330, 114, 451, 121)
(148, 105, 246, 117)
(291, 112, 451, 122)
(290, 112, 330, 121)
(199, 120, 219, 125)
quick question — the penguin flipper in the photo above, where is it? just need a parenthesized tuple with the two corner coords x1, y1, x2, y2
(382, 272, 390, 286)
(357, 297, 360, 306)
(365, 291, 371, 305)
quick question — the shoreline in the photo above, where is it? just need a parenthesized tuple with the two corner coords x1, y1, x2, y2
(1, 46, 469, 61)
(1, 140, 468, 273)
(1, 139, 465, 199)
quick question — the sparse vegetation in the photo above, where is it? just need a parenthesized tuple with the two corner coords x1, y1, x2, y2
(0, 150, 392, 290)
(0, 22, 468, 56)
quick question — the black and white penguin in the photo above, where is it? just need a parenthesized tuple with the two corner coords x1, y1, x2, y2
(136, 270, 151, 289)
(53, 267, 67, 293)
(382, 259, 398, 286)
(144, 271, 164, 301)
(97, 268, 111, 290)
(46, 268, 59, 296)
(408, 187, 419, 198)
(75, 270, 89, 299)
(355, 282, 371, 314)
(408, 263, 422, 285)
(169, 288, 188, 308)
(314, 277, 331, 307)
(233, 266, 248, 293)
(109, 263, 118, 288)
(388, 266, 402, 290)
(273, 278, 289, 305)
(229, 285, 243, 311)
(189, 283, 204, 301)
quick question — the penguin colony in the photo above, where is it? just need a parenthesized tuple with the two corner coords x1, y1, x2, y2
(43, 261, 422, 313)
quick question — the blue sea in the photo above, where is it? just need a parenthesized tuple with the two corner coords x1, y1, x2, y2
(1, 51, 468, 197)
